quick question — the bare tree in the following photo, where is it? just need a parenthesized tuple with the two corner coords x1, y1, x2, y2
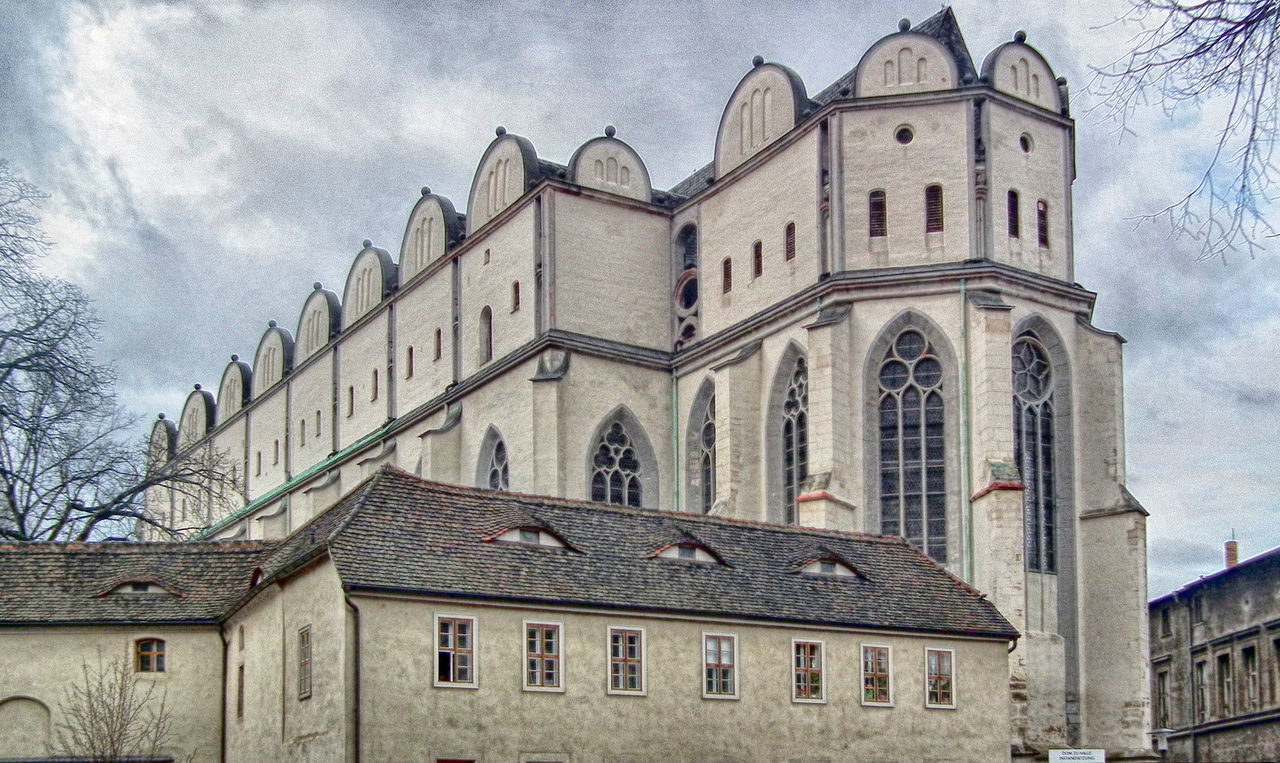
(1091, 0, 1279, 260)
(53, 656, 180, 762)
(0, 161, 242, 541)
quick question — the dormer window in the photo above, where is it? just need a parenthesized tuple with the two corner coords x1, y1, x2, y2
(657, 543, 718, 564)
(106, 581, 171, 596)
(800, 558, 857, 577)
(494, 527, 565, 548)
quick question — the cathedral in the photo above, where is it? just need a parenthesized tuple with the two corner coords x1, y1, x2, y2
(133, 8, 1149, 758)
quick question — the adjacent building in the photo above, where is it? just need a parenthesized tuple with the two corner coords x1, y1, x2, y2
(2, 466, 1018, 761)
(1148, 542, 1280, 761)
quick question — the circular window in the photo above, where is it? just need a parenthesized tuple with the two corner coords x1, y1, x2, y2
(895, 126, 914, 145)
(1019, 133, 1034, 153)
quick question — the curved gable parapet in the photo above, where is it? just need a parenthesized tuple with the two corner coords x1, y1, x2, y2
(981, 35, 1062, 113)
(217, 356, 253, 419)
(252, 322, 295, 396)
(715, 60, 809, 178)
(178, 386, 216, 447)
(295, 283, 342, 360)
(856, 30, 960, 98)
(567, 130, 653, 203)
(149, 416, 178, 463)
(342, 242, 397, 328)
(400, 188, 464, 280)
(466, 130, 539, 235)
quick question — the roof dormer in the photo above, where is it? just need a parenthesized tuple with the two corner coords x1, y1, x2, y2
(491, 526, 568, 549)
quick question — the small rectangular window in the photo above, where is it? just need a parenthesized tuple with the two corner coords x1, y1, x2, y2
(299, 419, 306, 447)
(752, 241, 763, 278)
(1160, 607, 1171, 637)
(347, 386, 354, 417)
(703, 633, 737, 699)
(721, 258, 732, 293)
(272, 440, 279, 465)
(925, 185, 944, 233)
(1194, 659, 1208, 722)
(784, 222, 796, 260)
(236, 663, 245, 718)
(608, 627, 645, 695)
(925, 648, 955, 708)
(862, 644, 892, 705)
(255, 451, 262, 476)
(315, 410, 321, 438)
(1217, 652, 1233, 716)
(406, 346, 415, 378)
(869, 190, 887, 238)
(1007, 189, 1021, 238)
(524, 622, 561, 691)
(793, 640, 824, 702)
(297, 626, 312, 700)
(434, 328, 443, 361)
(1037, 200, 1050, 247)
(512, 281, 521, 312)
(436, 615, 476, 688)
(135, 639, 166, 673)
(1155, 669, 1169, 727)
(371, 369, 379, 401)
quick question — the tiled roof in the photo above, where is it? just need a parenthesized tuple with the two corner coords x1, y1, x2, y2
(306, 467, 1015, 639)
(0, 541, 274, 625)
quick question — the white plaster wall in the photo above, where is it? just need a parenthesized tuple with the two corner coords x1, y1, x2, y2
(335, 310, 390, 451)
(716, 64, 802, 176)
(460, 204, 537, 377)
(988, 45, 1061, 112)
(394, 264, 454, 413)
(353, 596, 1012, 762)
(454, 357, 540, 492)
(401, 197, 450, 280)
(553, 192, 670, 349)
(288, 350, 334, 476)
(467, 138, 529, 234)
(572, 138, 651, 202)
(856, 33, 959, 97)
(842, 101, 972, 271)
(700, 129, 821, 336)
(0, 627, 224, 762)
(246, 385, 288, 501)
(987, 101, 1072, 281)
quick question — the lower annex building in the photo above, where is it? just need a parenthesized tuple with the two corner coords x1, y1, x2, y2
(125, 6, 1144, 759)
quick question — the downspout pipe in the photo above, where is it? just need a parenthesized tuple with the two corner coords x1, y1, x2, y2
(671, 373, 680, 512)
(960, 278, 975, 584)
(220, 628, 230, 762)
(345, 594, 362, 763)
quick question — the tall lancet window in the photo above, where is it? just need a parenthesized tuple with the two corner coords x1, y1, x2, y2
(877, 329, 946, 561)
(592, 422, 643, 507)
(486, 438, 509, 491)
(781, 357, 809, 524)
(698, 397, 716, 514)
(1013, 334, 1056, 572)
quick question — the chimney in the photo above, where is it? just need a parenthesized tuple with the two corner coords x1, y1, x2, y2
(1225, 540, 1239, 569)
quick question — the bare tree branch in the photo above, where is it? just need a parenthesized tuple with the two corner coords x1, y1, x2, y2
(1090, 0, 1280, 260)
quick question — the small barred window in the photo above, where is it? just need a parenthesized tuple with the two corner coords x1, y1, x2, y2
(784, 222, 796, 260)
(721, 258, 733, 293)
(869, 191, 887, 238)
(591, 422, 643, 507)
(752, 241, 763, 278)
(1008, 190, 1021, 238)
(1037, 200, 1049, 247)
(925, 185, 944, 233)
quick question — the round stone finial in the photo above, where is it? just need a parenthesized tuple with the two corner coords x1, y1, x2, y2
(194, 383, 202, 391)
(898, 18, 910, 32)
(230, 354, 239, 361)
(1056, 76, 1068, 86)
(1014, 30, 1027, 43)
(313, 281, 323, 291)
(158, 412, 166, 420)
(268, 320, 278, 328)
(421, 186, 431, 196)
(751, 55, 764, 67)
(604, 125, 616, 138)
(362, 239, 372, 249)
(495, 126, 507, 136)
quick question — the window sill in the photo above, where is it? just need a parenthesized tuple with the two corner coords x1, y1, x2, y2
(925, 702, 956, 710)
(521, 684, 564, 694)
(606, 688, 647, 697)
(861, 700, 894, 708)
(433, 681, 479, 690)
(792, 696, 826, 705)
(702, 693, 739, 701)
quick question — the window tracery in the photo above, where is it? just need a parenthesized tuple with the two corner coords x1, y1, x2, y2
(877, 328, 946, 561)
(698, 396, 716, 514)
(1013, 334, 1056, 572)
(486, 438, 509, 491)
(781, 357, 809, 524)
(591, 422, 643, 507)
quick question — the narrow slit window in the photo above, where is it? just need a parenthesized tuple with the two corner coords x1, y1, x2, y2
(314, 410, 321, 438)
(480, 307, 493, 364)
(434, 328, 443, 360)
(297, 626, 312, 699)
(347, 386, 354, 417)
(406, 346, 415, 378)
(1037, 200, 1049, 247)
(511, 281, 521, 312)
(371, 369, 379, 401)
(752, 241, 763, 278)
(784, 222, 796, 260)
(925, 185, 944, 233)
(299, 419, 306, 446)
(272, 440, 279, 465)
(721, 258, 733, 293)
(869, 191, 887, 238)
(1008, 190, 1021, 238)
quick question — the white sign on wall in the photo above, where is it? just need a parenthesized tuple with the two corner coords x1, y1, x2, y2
(1048, 750, 1105, 763)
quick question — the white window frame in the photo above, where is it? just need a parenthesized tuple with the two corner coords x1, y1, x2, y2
(791, 638, 826, 705)
(606, 625, 647, 696)
(860, 642, 894, 707)
(702, 631, 739, 700)
(522, 619, 564, 693)
(923, 646, 956, 709)
(433, 613, 478, 689)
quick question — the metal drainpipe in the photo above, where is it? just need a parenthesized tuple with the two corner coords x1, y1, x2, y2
(671, 372, 680, 512)
(345, 594, 362, 762)
(960, 278, 975, 584)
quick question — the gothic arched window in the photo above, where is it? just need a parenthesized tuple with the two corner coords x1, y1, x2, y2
(781, 357, 809, 524)
(486, 438, 509, 491)
(698, 396, 716, 514)
(877, 329, 946, 561)
(1013, 334, 1056, 572)
(591, 422, 644, 507)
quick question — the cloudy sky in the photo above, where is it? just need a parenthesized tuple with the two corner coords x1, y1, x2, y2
(1, 0, 1275, 596)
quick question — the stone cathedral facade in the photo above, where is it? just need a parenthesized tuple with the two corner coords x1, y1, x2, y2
(147, 10, 1151, 758)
